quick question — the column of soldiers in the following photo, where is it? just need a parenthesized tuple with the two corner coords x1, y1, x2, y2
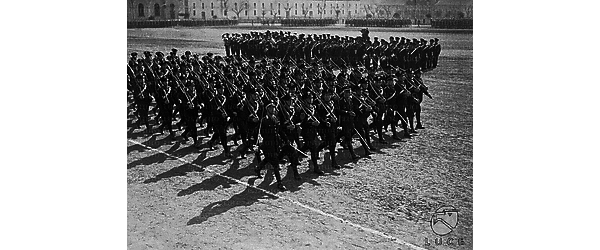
(345, 19, 412, 28)
(431, 19, 473, 29)
(221, 30, 441, 72)
(281, 18, 337, 27)
(128, 32, 439, 191)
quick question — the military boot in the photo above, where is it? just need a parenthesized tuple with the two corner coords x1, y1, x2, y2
(313, 160, 325, 175)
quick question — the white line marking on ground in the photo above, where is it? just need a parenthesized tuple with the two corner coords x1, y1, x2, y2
(128, 138, 428, 250)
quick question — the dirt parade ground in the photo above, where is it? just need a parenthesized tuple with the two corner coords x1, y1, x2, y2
(127, 26, 472, 250)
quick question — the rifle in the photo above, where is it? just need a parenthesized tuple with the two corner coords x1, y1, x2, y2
(167, 69, 195, 108)
(353, 128, 372, 151)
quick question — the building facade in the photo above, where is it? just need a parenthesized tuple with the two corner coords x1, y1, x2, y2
(126, 0, 472, 21)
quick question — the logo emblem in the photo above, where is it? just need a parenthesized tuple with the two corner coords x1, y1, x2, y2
(430, 205, 459, 236)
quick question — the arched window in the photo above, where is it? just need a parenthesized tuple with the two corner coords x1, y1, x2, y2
(138, 3, 145, 17)
(154, 4, 160, 17)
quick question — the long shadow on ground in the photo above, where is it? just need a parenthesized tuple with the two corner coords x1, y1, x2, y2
(186, 177, 279, 225)
(177, 157, 255, 196)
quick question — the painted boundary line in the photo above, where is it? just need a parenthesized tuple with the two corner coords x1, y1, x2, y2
(128, 138, 428, 250)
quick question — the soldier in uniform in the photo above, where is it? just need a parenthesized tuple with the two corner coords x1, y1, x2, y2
(317, 87, 340, 169)
(433, 38, 441, 69)
(298, 89, 324, 175)
(370, 75, 392, 144)
(133, 75, 153, 134)
(409, 70, 432, 130)
(155, 78, 176, 140)
(254, 102, 287, 191)
(207, 82, 231, 157)
(353, 83, 375, 155)
(337, 86, 360, 160)
(129, 52, 138, 68)
(238, 86, 262, 159)
(222, 33, 231, 57)
(276, 94, 301, 180)
(180, 84, 202, 147)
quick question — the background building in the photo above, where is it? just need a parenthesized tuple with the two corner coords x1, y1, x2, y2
(127, 0, 472, 21)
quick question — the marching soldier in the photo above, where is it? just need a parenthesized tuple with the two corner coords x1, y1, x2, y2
(317, 87, 340, 169)
(207, 82, 231, 157)
(133, 75, 153, 134)
(409, 70, 432, 130)
(254, 102, 287, 191)
(155, 78, 176, 140)
(370, 76, 392, 144)
(337, 86, 360, 160)
(180, 84, 201, 147)
(238, 86, 262, 159)
(276, 94, 301, 180)
(353, 82, 375, 154)
(298, 89, 324, 175)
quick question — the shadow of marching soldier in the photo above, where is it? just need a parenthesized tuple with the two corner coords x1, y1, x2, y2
(186, 180, 278, 225)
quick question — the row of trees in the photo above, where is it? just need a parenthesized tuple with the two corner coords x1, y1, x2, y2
(178, 0, 471, 20)
(215, 0, 345, 20)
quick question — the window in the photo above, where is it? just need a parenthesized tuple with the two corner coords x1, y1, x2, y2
(278, 3, 280, 9)
(310, 3, 312, 8)
(295, 10, 297, 15)
(262, 3, 264, 9)
(211, 3, 213, 9)
(254, 10, 256, 15)
(245, 10, 247, 15)
(138, 3, 145, 17)
(193, 3, 195, 9)
(295, 3, 297, 8)
(254, 3, 256, 8)
(211, 10, 214, 16)
(201, 3, 204, 9)
(154, 4, 160, 16)
(224, 10, 228, 16)
(270, 3, 272, 9)
(342, 10, 344, 14)
(355, 9, 357, 14)
(193, 9, 196, 15)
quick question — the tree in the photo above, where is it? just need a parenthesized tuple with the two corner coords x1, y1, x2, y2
(270, 7, 280, 19)
(230, 0, 249, 19)
(301, 3, 310, 18)
(261, 10, 267, 19)
(317, 1, 327, 18)
(283, 5, 293, 19)
(363, 5, 376, 18)
(377, 5, 393, 18)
